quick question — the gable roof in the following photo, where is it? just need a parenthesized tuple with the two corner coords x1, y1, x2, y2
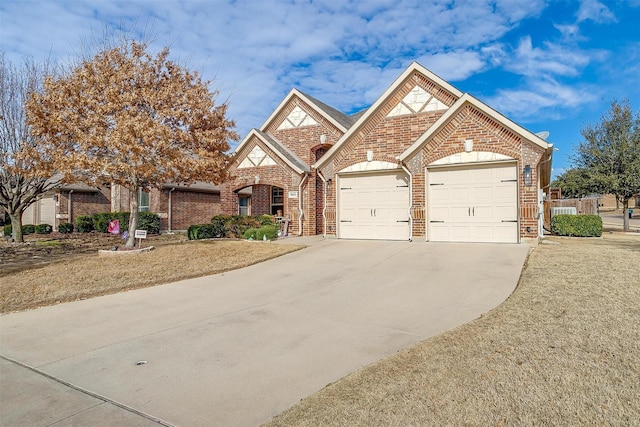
(233, 129, 310, 175)
(298, 91, 358, 130)
(314, 62, 464, 169)
(260, 88, 352, 134)
(397, 93, 551, 162)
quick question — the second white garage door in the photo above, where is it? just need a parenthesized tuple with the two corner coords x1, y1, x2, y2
(428, 163, 518, 243)
(339, 171, 410, 240)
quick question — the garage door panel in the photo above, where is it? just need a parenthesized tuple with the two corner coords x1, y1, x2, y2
(428, 163, 518, 243)
(339, 171, 409, 240)
(450, 187, 470, 203)
(430, 187, 450, 202)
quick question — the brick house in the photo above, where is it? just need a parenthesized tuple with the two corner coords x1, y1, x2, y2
(221, 62, 553, 243)
(23, 182, 222, 233)
(23, 62, 553, 242)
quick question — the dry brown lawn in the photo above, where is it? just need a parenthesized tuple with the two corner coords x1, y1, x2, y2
(1, 240, 303, 314)
(267, 233, 640, 426)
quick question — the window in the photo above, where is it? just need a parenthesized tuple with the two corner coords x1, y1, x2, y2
(139, 189, 150, 212)
(239, 196, 250, 216)
(271, 186, 283, 215)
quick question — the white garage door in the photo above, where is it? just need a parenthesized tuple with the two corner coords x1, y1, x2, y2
(339, 171, 410, 240)
(428, 163, 518, 243)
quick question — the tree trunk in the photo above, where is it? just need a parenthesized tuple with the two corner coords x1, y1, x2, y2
(126, 186, 139, 248)
(9, 212, 24, 243)
(623, 199, 630, 232)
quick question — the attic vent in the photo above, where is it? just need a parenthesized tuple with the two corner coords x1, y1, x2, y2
(551, 207, 577, 217)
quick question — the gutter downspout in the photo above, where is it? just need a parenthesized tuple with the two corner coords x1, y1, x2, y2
(399, 161, 413, 242)
(298, 173, 309, 236)
(316, 169, 328, 239)
(68, 189, 74, 226)
(168, 187, 176, 233)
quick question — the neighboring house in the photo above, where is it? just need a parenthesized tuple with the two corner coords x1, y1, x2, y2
(22, 182, 222, 232)
(220, 61, 553, 243)
(22, 183, 111, 229)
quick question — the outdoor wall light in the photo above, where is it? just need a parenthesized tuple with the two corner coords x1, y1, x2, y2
(464, 139, 473, 152)
(367, 150, 374, 162)
(320, 134, 327, 144)
(523, 165, 532, 186)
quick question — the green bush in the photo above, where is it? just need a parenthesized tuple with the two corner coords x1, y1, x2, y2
(22, 224, 36, 235)
(551, 214, 602, 237)
(188, 223, 217, 240)
(75, 215, 94, 233)
(93, 212, 113, 233)
(243, 228, 258, 240)
(208, 215, 276, 239)
(211, 214, 233, 238)
(58, 222, 74, 233)
(258, 214, 275, 226)
(138, 212, 160, 234)
(187, 224, 200, 240)
(115, 212, 130, 232)
(35, 223, 53, 234)
(3, 224, 12, 237)
(256, 225, 278, 240)
(90, 211, 158, 234)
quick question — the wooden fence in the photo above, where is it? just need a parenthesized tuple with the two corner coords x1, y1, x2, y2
(543, 197, 599, 229)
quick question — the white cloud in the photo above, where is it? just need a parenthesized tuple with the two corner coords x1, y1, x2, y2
(0, 0, 632, 147)
(576, 0, 617, 23)
(506, 36, 593, 77)
(487, 77, 599, 121)
(417, 50, 487, 81)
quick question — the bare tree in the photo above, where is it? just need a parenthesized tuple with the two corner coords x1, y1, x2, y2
(0, 53, 60, 243)
(25, 41, 237, 247)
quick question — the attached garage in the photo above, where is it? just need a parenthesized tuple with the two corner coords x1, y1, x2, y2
(427, 163, 518, 243)
(21, 195, 56, 226)
(338, 171, 410, 240)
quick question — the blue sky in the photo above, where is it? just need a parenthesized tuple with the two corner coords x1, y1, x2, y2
(2, 0, 639, 179)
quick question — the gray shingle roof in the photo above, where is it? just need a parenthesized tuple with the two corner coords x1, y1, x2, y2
(298, 91, 358, 130)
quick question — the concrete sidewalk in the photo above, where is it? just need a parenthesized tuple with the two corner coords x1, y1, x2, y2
(0, 239, 529, 426)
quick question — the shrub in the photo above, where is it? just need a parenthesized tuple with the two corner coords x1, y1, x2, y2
(187, 224, 201, 240)
(22, 224, 36, 235)
(58, 222, 74, 233)
(208, 215, 276, 239)
(115, 212, 130, 232)
(3, 224, 12, 237)
(188, 224, 217, 240)
(138, 212, 160, 234)
(93, 212, 113, 233)
(75, 215, 94, 233)
(258, 214, 275, 226)
(551, 214, 602, 237)
(256, 225, 278, 240)
(243, 228, 258, 240)
(35, 224, 53, 234)
(211, 214, 233, 238)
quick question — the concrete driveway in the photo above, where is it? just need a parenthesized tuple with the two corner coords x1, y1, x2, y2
(0, 238, 529, 426)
